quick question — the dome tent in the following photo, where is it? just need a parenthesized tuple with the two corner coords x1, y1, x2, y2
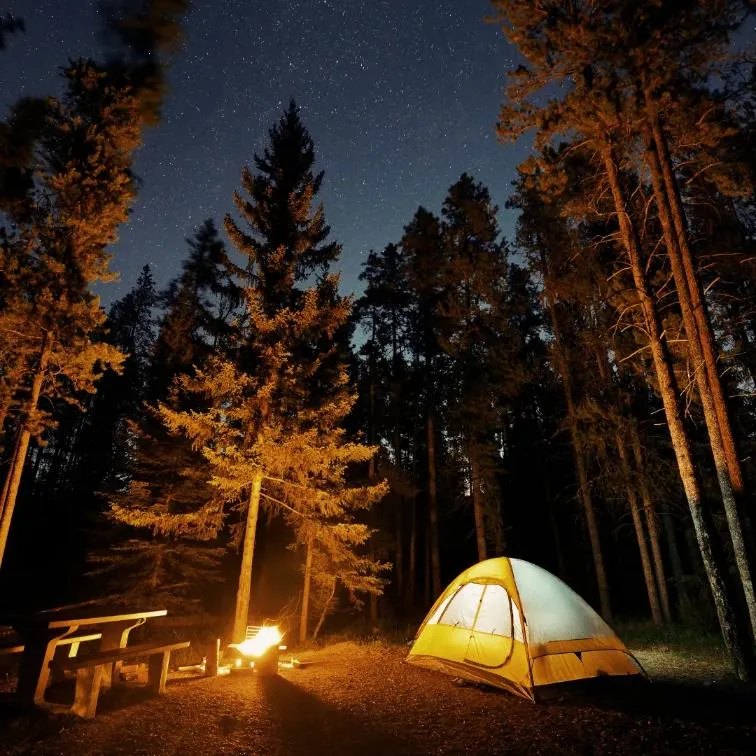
(406, 557, 644, 701)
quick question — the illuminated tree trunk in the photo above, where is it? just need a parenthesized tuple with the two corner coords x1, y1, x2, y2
(642, 122, 756, 637)
(426, 412, 441, 597)
(631, 425, 672, 624)
(299, 533, 313, 644)
(393, 426, 404, 602)
(369, 539, 379, 628)
(0, 331, 51, 569)
(367, 447, 379, 627)
(541, 255, 611, 620)
(617, 432, 663, 625)
(470, 448, 487, 562)
(232, 472, 262, 643)
(601, 143, 754, 679)
(646, 93, 745, 499)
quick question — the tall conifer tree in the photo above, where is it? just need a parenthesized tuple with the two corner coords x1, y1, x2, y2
(0, 0, 188, 568)
(161, 103, 385, 642)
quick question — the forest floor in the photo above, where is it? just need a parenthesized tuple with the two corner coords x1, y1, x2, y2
(0, 635, 754, 755)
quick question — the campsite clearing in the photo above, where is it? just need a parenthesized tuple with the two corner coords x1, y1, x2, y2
(0, 637, 753, 755)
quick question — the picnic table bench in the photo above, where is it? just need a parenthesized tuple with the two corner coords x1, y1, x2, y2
(3, 607, 188, 717)
(51, 639, 190, 718)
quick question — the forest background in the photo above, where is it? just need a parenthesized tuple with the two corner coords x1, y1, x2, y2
(1, 1, 756, 680)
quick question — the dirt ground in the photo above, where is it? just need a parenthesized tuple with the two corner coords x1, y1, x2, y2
(0, 640, 754, 755)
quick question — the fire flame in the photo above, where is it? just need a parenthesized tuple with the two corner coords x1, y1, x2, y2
(231, 626, 283, 658)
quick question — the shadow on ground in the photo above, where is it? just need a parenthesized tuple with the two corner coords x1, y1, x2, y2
(257, 673, 410, 755)
(562, 677, 756, 726)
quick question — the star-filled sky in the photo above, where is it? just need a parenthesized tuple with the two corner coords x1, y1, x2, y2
(2, 1, 522, 304)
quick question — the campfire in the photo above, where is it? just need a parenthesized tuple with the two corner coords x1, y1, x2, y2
(228, 625, 285, 675)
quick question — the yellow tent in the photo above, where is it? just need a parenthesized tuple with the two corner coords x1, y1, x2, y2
(406, 557, 643, 701)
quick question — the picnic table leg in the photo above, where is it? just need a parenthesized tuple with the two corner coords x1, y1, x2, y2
(98, 618, 146, 690)
(71, 664, 105, 719)
(147, 650, 170, 694)
(16, 625, 80, 707)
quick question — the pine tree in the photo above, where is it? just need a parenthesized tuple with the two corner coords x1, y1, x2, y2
(162, 103, 386, 642)
(87, 539, 225, 614)
(437, 174, 521, 561)
(401, 207, 446, 598)
(102, 222, 238, 601)
(66, 265, 159, 500)
(151, 219, 238, 396)
(490, 0, 755, 676)
(0, 0, 188, 569)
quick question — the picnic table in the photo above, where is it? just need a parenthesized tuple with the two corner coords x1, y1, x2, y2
(5, 606, 168, 708)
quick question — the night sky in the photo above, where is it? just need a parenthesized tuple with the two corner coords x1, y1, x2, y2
(1, 1, 522, 304)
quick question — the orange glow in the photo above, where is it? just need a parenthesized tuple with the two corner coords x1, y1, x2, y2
(231, 626, 283, 658)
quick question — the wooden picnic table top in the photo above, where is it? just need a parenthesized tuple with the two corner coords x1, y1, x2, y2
(43, 608, 167, 629)
(2, 607, 167, 632)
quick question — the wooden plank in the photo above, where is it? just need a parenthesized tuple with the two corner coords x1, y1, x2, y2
(45, 609, 167, 629)
(54, 641, 190, 671)
(56, 633, 101, 646)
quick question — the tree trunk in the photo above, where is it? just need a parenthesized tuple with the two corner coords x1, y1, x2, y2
(662, 511, 685, 584)
(369, 538, 379, 629)
(426, 412, 441, 597)
(299, 533, 314, 644)
(312, 576, 336, 641)
(395, 505, 404, 602)
(642, 121, 756, 637)
(393, 424, 404, 603)
(424, 519, 431, 607)
(617, 432, 663, 624)
(647, 94, 746, 499)
(407, 496, 416, 608)
(469, 446, 487, 562)
(601, 142, 754, 679)
(541, 252, 611, 620)
(631, 425, 673, 623)
(232, 472, 262, 643)
(0, 331, 52, 569)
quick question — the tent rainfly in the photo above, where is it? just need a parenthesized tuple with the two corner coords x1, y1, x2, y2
(406, 557, 644, 701)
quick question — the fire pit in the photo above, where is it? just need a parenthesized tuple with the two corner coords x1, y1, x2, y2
(227, 625, 284, 677)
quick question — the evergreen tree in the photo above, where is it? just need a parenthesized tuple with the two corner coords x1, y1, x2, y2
(490, 0, 755, 676)
(401, 207, 446, 598)
(355, 243, 415, 609)
(103, 222, 238, 605)
(0, 0, 187, 570)
(70, 265, 159, 498)
(151, 218, 238, 396)
(161, 103, 386, 642)
(87, 539, 225, 613)
(437, 174, 521, 561)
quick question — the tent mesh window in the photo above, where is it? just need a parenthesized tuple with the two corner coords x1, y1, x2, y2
(436, 582, 484, 629)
